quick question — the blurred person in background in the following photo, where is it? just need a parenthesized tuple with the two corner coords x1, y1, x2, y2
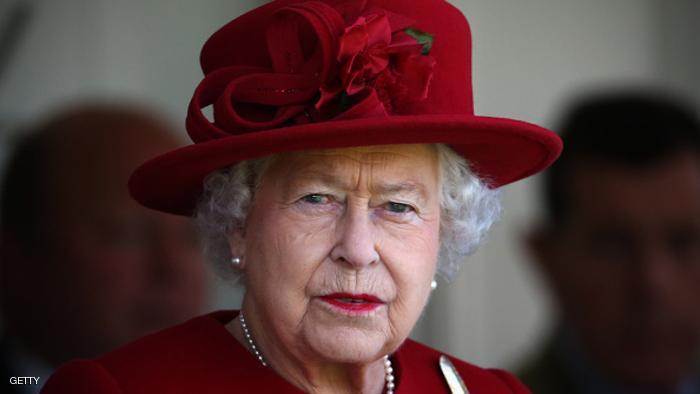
(520, 92, 700, 394)
(0, 104, 209, 393)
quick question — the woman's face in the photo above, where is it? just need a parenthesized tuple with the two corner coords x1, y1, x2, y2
(236, 144, 441, 363)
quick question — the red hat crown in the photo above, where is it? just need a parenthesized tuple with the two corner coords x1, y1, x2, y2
(187, 0, 474, 143)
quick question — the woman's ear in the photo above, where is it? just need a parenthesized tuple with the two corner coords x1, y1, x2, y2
(227, 227, 247, 269)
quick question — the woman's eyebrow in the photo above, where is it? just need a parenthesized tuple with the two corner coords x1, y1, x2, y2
(289, 172, 429, 198)
(283, 171, 351, 195)
(373, 181, 429, 203)
(292, 171, 351, 188)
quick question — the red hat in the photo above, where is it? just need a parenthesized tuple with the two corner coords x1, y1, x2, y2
(129, 0, 562, 215)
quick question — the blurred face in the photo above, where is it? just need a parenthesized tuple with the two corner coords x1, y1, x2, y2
(32, 124, 208, 362)
(540, 152, 700, 386)
(238, 144, 441, 363)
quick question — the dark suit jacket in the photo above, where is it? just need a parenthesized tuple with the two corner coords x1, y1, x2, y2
(43, 310, 530, 393)
(518, 335, 581, 394)
(518, 332, 700, 394)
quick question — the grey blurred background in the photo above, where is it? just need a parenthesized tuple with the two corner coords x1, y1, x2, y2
(0, 0, 698, 370)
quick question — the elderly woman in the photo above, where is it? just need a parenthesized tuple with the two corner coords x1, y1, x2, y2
(42, 0, 560, 393)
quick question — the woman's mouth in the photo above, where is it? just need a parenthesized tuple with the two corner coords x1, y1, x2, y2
(318, 293, 385, 313)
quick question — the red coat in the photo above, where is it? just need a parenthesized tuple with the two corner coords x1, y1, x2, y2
(42, 311, 530, 393)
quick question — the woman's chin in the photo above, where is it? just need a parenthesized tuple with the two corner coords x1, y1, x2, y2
(301, 308, 396, 363)
(306, 327, 389, 363)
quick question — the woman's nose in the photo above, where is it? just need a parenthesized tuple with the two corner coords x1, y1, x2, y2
(330, 203, 380, 268)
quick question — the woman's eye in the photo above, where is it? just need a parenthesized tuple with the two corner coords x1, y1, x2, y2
(386, 201, 414, 214)
(302, 194, 329, 204)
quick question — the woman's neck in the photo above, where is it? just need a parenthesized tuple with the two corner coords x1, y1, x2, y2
(226, 309, 387, 394)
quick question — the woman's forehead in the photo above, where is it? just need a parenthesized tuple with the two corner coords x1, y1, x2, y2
(273, 144, 437, 168)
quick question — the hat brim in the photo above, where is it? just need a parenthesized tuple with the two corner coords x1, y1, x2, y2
(129, 114, 561, 215)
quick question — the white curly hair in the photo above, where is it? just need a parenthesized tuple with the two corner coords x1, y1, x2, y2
(194, 144, 501, 283)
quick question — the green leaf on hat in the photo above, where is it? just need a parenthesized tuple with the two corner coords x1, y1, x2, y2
(339, 91, 350, 112)
(404, 28, 433, 55)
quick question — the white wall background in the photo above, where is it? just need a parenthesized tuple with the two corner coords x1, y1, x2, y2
(0, 0, 697, 370)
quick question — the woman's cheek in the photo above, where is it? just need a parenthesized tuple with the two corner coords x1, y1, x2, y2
(383, 223, 439, 310)
(382, 223, 440, 264)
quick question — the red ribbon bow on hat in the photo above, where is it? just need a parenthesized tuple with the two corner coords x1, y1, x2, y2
(188, 0, 436, 142)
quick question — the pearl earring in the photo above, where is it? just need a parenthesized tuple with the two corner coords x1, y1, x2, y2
(231, 256, 242, 266)
(431, 279, 437, 290)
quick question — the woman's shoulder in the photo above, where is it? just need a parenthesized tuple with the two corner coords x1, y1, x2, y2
(41, 359, 121, 394)
(97, 310, 239, 372)
(99, 310, 237, 362)
(394, 339, 531, 394)
(42, 310, 256, 394)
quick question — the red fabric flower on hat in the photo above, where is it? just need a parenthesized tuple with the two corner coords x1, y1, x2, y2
(319, 12, 436, 115)
(339, 14, 392, 95)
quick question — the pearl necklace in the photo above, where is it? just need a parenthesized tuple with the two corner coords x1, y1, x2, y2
(238, 311, 396, 393)
(239, 311, 267, 366)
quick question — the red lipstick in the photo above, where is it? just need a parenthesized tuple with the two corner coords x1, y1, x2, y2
(319, 293, 384, 312)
